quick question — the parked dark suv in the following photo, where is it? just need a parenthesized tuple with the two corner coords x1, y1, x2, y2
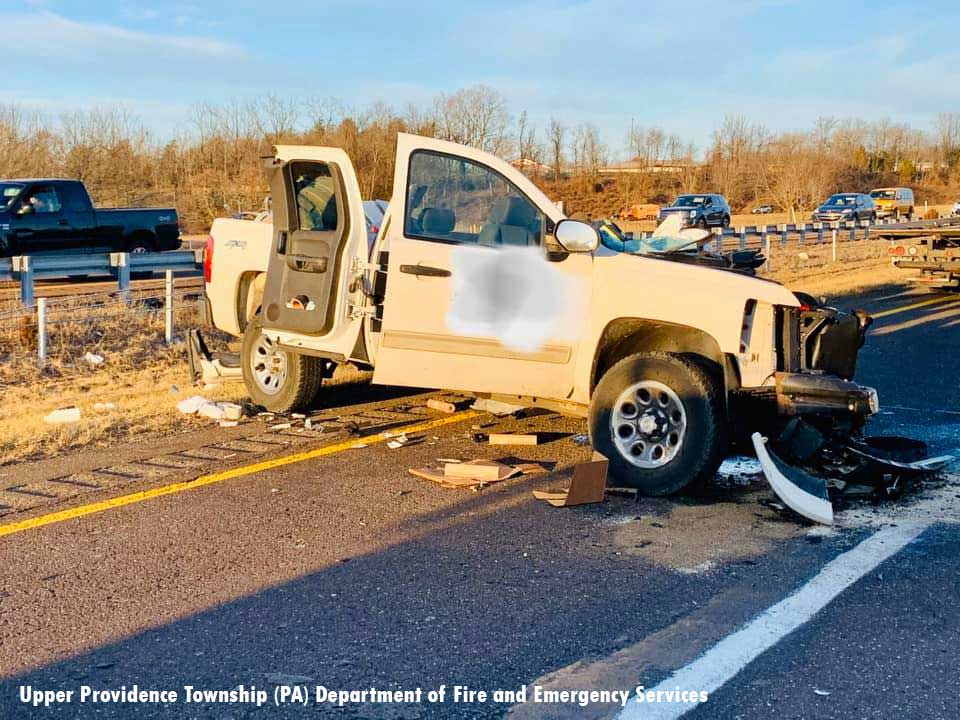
(656, 194, 731, 229)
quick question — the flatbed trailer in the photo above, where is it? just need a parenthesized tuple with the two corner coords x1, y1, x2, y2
(881, 222, 960, 288)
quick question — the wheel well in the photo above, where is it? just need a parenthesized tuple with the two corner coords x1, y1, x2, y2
(237, 271, 266, 333)
(125, 230, 156, 250)
(592, 318, 729, 394)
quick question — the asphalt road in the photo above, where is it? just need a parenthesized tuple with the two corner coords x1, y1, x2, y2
(0, 282, 958, 719)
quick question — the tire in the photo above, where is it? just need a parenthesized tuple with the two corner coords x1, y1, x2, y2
(126, 234, 156, 279)
(241, 315, 323, 413)
(696, 217, 708, 230)
(588, 352, 727, 496)
(722, 214, 731, 228)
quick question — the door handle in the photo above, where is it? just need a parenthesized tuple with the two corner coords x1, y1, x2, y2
(399, 264, 451, 278)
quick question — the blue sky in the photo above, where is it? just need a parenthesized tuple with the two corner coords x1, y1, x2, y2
(2, 0, 959, 156)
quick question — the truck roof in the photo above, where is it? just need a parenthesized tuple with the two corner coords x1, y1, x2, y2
(0, 178, 78, 183)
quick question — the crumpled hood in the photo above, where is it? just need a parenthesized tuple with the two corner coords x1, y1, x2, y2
(592, 246, 799, 354)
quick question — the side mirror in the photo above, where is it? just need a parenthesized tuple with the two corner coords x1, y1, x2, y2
(553, 219, 599, 253)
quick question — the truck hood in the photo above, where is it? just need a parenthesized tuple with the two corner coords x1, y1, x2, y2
(592, 246, 799, 354)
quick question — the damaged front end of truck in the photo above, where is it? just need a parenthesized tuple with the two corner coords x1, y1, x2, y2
(738, 296, 952, 524)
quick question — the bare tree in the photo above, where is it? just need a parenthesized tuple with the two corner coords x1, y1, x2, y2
(431, 85, 510, 154)
(548, 118, 565, 181)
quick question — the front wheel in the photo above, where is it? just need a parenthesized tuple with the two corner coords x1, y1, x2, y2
(589, 352, 727, 496)
(722, 214, 731, 228)
(696, 217, 708, 230)
(241, 315, 323, 413)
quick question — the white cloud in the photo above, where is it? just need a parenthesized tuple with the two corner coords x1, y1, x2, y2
(0, 9, 284, 114)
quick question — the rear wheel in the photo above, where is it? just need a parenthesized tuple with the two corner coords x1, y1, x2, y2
(126, 234, 156, 279)
(589, 352, 727, 496)
(696, 217, 708, 230)
(241, 315, 323, 413)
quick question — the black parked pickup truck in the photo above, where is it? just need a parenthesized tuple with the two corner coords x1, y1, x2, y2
(0, 179, 180, 257)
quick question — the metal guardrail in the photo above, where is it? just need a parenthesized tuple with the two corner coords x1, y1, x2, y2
(0, 250, 203, 305)
(630, 216, 960, 256)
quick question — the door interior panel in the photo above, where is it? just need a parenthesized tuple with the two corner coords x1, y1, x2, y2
(261, 160, 348, 336)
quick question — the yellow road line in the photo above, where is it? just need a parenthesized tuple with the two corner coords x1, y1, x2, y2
(0, 410, 480, 539)
(872, 295, 960, 319)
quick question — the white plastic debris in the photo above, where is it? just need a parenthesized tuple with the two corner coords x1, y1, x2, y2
(93, 402, 116, 412)
(83, 352, 104, 367)
(389, 433, 412, 449)
(219, 420, 239, 428)
(44, 407, 82, 424)
(198, 402, 226, 420)
(471, 398, 527, 416)
(270, 422, 293, 431)
(221, 403, 243, 421)
(176, 395, 208, 415)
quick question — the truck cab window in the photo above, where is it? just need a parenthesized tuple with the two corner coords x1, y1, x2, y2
(22, 186, 61, 214)
(292, 164, 338, 232)
(405, 150, 543, 247)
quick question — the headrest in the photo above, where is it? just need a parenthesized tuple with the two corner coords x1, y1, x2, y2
(488, 197, 538, 228)
(420, 207, 455, 234)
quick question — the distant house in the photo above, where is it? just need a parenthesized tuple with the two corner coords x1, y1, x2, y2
(510, 158, 551, 175)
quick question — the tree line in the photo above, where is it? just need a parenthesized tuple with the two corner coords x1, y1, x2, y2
(1, 87, 958, 230)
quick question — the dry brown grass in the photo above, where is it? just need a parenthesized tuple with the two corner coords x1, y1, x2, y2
(0, 294, 242, 464)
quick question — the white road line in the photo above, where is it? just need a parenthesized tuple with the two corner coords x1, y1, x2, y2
(617, 522, 930, 720)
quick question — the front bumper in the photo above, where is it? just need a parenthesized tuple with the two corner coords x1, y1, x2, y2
(812, 212, 852, 222)
(775, 372, 879, 417)
(657, 212, 695, 227)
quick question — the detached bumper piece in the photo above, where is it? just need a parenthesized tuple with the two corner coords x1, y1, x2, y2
(187, 328, 243, 384)
(752, 423, 954, 525)
(775, 373, 878, 417)
(753, 433, 834, 525)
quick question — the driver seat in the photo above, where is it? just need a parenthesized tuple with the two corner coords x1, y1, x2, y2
(478, 197, 538, 247)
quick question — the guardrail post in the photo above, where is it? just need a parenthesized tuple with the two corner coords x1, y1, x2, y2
(115, 252, 131, 302)
(832, 228, 838, 262)
(37, 297, 47, 363)
(864, 220, 870, 240)
(848, 221, 855, 242)
(799, 225, 807, 244)
(14, 256, 34, 306)
(815, 223, 824, 244)
(164, 269, 174, 345)
(778, 224, 788, 246)
(738, 228, 746, 251)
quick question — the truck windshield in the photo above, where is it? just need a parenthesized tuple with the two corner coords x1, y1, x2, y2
(870, 190, 895, 199)
(1, 183, 24, 210)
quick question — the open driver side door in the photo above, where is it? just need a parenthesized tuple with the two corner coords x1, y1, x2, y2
(260, 146, 366, 340)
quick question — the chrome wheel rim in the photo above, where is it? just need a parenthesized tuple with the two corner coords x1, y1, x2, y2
(610, 380, 686, 468)
(250, 333, 287, 395)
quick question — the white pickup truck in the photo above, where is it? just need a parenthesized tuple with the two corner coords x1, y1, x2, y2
(195, 133, 880, 502)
